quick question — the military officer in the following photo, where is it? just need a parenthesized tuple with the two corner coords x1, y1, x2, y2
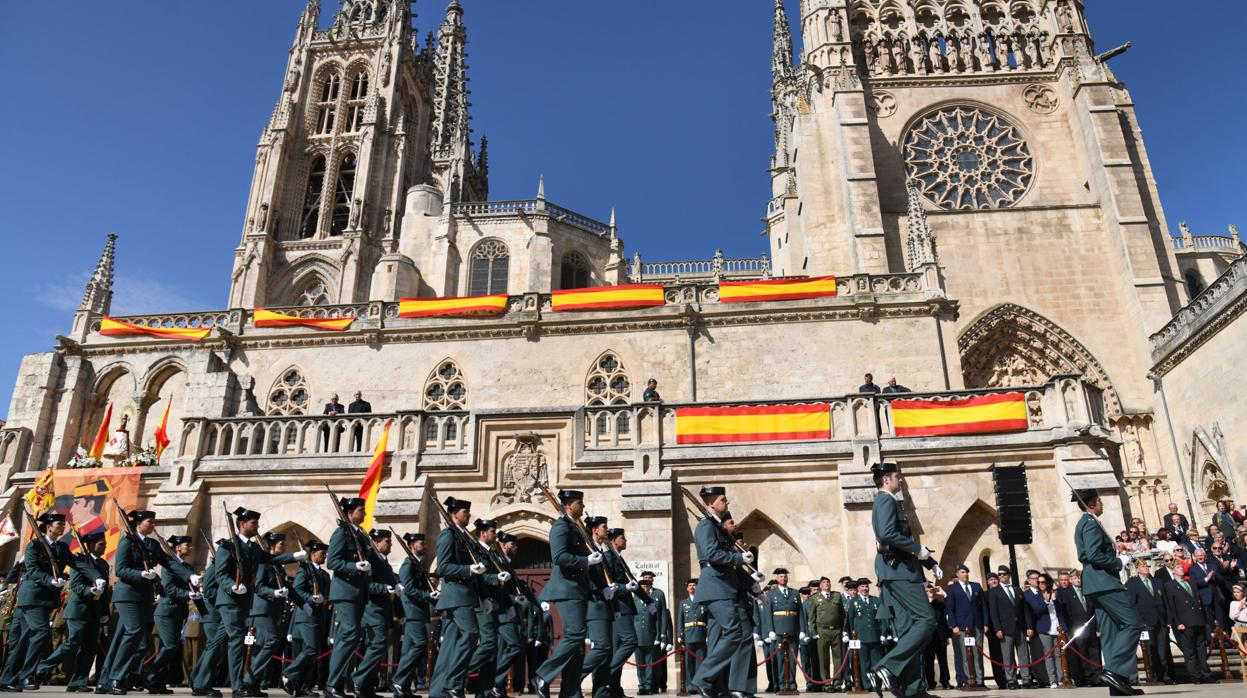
(353, 528, 399, 698)
(807, 577, 846, 692)
(763, 569, 800, 691)
(428, 498, 485, 698)
(523, 592, 552, 694)
(324, 497, 377, 698)
(724, 526, 759, 698)
(281, 540, 329, 698)
(847, 578, 883, 690)
(394, 533, 436, 698)
(868, 462, 941, 698)
(1071, 488, 1142, 697)
(244, 532, 294, 695)
(644, 573, 672, 694)
(604, 528, 639, 698)
(632, 572, 670, 696)
(33, 530, 109, 691)
(465, 519, 507, 698)
(677, 580, 706, 694)
(798, 583, 820, 690)
(533, 490, 600, 698)
(491, 531, 532, 698)
(578, 516, 616, 698)
(146, 535, 201, 693)
(191, 540, 229, 698)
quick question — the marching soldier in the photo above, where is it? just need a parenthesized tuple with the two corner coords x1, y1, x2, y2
(281, 539, 329, 698)
(605, 528, 638, 698)
(491, 531, 533, 698)
(642, 573, 671, 694)
(428, 497, 485, 698)
(523, 595, 552, 694)
(33, 530, 110, 691)
(799, 583, 820, 691)
(244, 532, 293, 696)
(466, 519, 507, 698)
(353, 528, 399, 698)
(533, 490, 599, 698)
(325, 497, 377, 698)
(723, 525, 758, 698)
(676, 580, 706, 695)
(579, 516, 615, 698)
(1070, 488, 1142, 697)
(763, 569, 800, 692)
(847, 578, 883, 690)
(394, 533, 436, 698)
(146, 535, 201, 693)
(632, 573, 670, 696)
(191, 540, 229, 698)
(868, 462, 940, 698)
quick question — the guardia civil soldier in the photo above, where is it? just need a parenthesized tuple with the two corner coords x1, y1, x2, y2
(763, 569, 800, 692)
(325, 497, 378, 698)
(211, 508, 303, 698)
(808, 576, 847, 692)
(798, 584, 819, 690)
(491, 531, 533, 698)
(533, 490, 600, 698)
(33, 530, 109, 691)
(1070, 489, 1141, 697)
(578, 517, 616, 698)
(604, 528, 639, 698)
(869, 462, 940, 698)
(191, 540, 229, 698)
(632, 572, 669, 696)
(244, 532, 293, 696)
(723, 526, 758, 698)
(641, 572, 671, 694)
(428, 498, 486, 698)
(353, 529, 399, 698)
(688, 486, 760, 698)
(281, 540, 329, 698)
(145, 535, 201, 693)
(466, 519, 507, 698)
(847, 578, 883, 690)
(394, 533, 436, 698)
(523, 595, 552, 694)
(676, 580, 706, 694)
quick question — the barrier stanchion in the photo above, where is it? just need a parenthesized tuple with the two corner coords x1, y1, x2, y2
(676, 640, 688, 697)
(1214, 622, 1231, 680)
(778, 637, 798, 696)
(848, 632, 867, 695)
(1137, 629, 1152, 686)
(960, 633, 987, 691)
(1057, 630, 1075, 689)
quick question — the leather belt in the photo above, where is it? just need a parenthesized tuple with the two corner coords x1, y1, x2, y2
(684, 621, 706, 628)
(772, 611, 797, 616)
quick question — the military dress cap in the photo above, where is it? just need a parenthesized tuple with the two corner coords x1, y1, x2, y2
(773, 567, 789, 575)
(797, 586, 810, 595)
(639, 576, 653, 585)
(955, 563, 970, 573)
(339, 497, 367, 511)
(127, 509, 157, 522)
(443, 497, 471, 513)
(837, 575, 854, 585)
(497, 532, 518, 543)
(870, 461, 900, 475)
(473, 518, 498, 531)
(844, 579, 858, 590)
(699, 486, 726, 497)
(305, 540, 329, 551)
(167, 535, 193, 547)
(986, 572, 998, 579)
(584, 516, 608, 528)
(857, 578, 872, 587)
(262, 531, 286, 543)
(82, 530, 107, 545)
(369, 528, 391, 541)
(557, 489, 584, 502)
(809, 579, 822, 588)
(402, 532, 425, 544)
(640, 570, 656, 579)
(688, 578, 699, 585)
(232, 507, 261, 522)
(996, 565, 1011, 574)
(1070, 488, 1100, 504)
(607, 527, 626, 539)
(36, 512, 66, 525)
(73, 480, 112, 497)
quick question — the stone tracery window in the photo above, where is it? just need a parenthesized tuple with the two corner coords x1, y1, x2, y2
(298, 278, 330, 306)
(585, 353, 631, 406)
(423, 360, 467, 411)
(315, 73, 340, 135)
(469, 239, 509, 295)
(300, 156, 326, 239)
(268, 368, 311, 415)
(903, 106, 1033, 210)
(346, 72, 369, 132)
(560, 251, 591, 290)
(330, 153, 357, 236)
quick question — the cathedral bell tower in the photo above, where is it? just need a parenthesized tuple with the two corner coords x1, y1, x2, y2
(228, 0, 487, 309)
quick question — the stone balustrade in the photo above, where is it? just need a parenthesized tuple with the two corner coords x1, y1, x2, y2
(1150, 255, 1247, 375)
(629, 252, 772, 284)
(1171, 234, 1244, 254)
(89, 309, 241, 335)
(449, 199, 611, 237)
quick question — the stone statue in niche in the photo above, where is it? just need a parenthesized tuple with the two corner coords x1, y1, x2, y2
(492, 434, 549, 506)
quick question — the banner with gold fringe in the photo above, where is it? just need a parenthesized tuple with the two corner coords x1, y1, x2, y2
(718, 275, 838, 303)
(891, 392, 1029, 437)
(398, 295, 509, 318)
(99, 316, 211, 341)
(551, 284, 666, 312)
(253, 308, 354, 331)
(675, 403, 830, 444)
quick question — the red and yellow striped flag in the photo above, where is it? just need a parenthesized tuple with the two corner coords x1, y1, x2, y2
(551, 284, 665, 312)
(253, 308, 354, 331)
(87, 403, 113, 459)
(398, 294, 508, 318)
(675, 403, 830, 444)
(153, 398, 172, 460)
(891, 393, 1029, 437)
(359, 420, 391, 531)
(100, 316, 212, 341)
(718, 275, 838, 303)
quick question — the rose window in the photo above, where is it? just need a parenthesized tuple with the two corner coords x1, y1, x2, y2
(903, 106, 1033, 210)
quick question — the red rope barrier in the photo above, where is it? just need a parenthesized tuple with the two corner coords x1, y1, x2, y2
(355, 650, 398, 668)
(625, 648, 679, 668)
(976, 638, 1057, 670)
(272, 649, 334, 664)
(1063, 643, 1104, 670)
(755, 644, 783, 667)
(685, 647, 703, 662)
(788, 649, 849, 685)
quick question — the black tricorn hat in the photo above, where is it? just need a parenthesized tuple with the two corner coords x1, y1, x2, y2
(870, 462, 900, 475)
(1071, 488, 1100, 505)
(127, 510, 157, 523)
(443, 497, 471, 513)
(773, 568, 789, 575)
(687, 578, 699, 585)
(339, 497, 367, 512)
(262, 532, 286, 544)
(640, 570, 656, 579)
(402, 533, 425, 544)
(584, 516, 608, 528)
(699, 486, 726, 498)
(82, 530, 107, 545)
(497, 532, 518, 544)
(37, 512, 66, 525)
(473, 519, 497, 532)
(232, 507, 261, 522)
(557, 489, 584, 503)
(607, 528, 626, 540)
(369, 528, 391, 541)
(167, 535, 192, 547)
(305, 540, 328, 552)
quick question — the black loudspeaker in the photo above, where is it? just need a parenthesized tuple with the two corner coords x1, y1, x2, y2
(992, 464, 1033, 545)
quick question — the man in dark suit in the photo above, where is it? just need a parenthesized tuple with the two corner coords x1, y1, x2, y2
(1164, 504, 1190, 537)
(1187, 549, 1229, 635)
(1055, 571, 1100, 687)
(944, 564, 986, 688)
(1163, 570, 1216, 683)
(987, 566, 1033, 689)
(1126, 562, 1175, 684)
(346, 391, 372, 449)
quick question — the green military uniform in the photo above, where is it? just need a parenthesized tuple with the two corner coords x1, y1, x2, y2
(762, 584, 801, 690)
(326, 505, 382, 695)
(281, 543, 330, 697)
(245, 536, 293, 693)
(146, 544, 198, 691)
(807, 587, 846, 689)
(467, 532, 506, 698)
(491, 535, 534, 697)
(190, 546, 227, 696)
(725, 547, 760, 696)
(604, 534, 638, 698)
(676, 593, 707, 693)
(1073, 495, 1141, 686)
(34, 535, 110, 689)
(688, 489, 750, 697)
(798, 591, 819, 689)
(631, 577, 669, 694)
(534, 492, 593, 698)
(649, 585, 671, 692)
(353, 529, 399, 696)
(523, 594, 552, 691)
(100, 517, 175, 693)
(871, 465, 938, 698)
(578, 527, 613, 698)
(428, 499, 484, 698)
(393, 536, 435, 696)
(846, 588, 883, 687)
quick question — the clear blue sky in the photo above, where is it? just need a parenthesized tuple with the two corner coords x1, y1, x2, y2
(0, 1, 1243, 419)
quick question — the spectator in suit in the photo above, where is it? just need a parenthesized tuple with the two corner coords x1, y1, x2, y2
(858, 373, 881, 394)
(1166, 504, 1190, 535)
(323, 394, 344, 416)
(881, 377, 910, 394)
(1054, 571, 1099, 687)
(1212, 501, 1236, 537)
(1154, 551, 1177, 586)
(1163, 568, 1217, 684)
(987, 566, 1034, 689)
(1189, 549, 1229, 633)
(346, 391, 372, 450)
(982, 574, 1007, 689)
(1126, 562, 1175, 684)
(923, 583, 952, 690)
(1023, 575, 1065, 688)
(944, 564, 986, 688)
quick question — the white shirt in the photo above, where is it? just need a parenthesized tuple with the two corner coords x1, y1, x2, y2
(1044, 599, 1060, 636)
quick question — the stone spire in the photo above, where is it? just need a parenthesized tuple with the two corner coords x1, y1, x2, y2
(431, 0, 470, 158)
(905, 183, 938, 270)
(771, 0, 795, 86)
(293, 0, 320, 46)
(80, 233, 117, 315)
(477, 135, 489, 178)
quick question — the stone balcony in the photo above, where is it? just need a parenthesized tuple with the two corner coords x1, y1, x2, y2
(628, 250, 772, 284)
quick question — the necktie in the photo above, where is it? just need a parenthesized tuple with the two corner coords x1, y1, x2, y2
(1076, 589, 1083, 606)
(1005, 586, 1013, 602)
(1143, 578, 1152, 594)
(963, 583, 970, 598)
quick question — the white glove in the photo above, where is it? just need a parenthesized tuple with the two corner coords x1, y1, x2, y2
(540, 601, 551, 612)
(292, 551, 308, 561)
(665, 643, 673, 652)
(603, 584, 618, 601)
(751, 571, 765, 583)
(387, 586, 396, 595)
(395, 583, 405, 594)
(232, 583, 248, 595)
(190, 574, 202, 586)
(799, 631, 808, 642)
(498, 571, 512, 583)
(329, 637, 335, 645)
(93, 578, 107, 590)
(587, 552, 603, 566)
(918, 546, 931, 561)
(534, 640, 542, 648)
(751, 583, 763, 595)
(312, 593, 325, 604)
(842, 632, 850, 642)
(470, 562, 487, 575)
(768, 631, 777, 642)
(287, 634, 293, 642)
(141, 569, 159, 580)
(429, 591, 440, 601)
(274, 587, 290, 599)
(355, 561, 372, 573)
(626, 580, 639, 591)
(654, 640, 661, 646)
(932, 565, 944, 580)
(1117, 554, 1133, 569)
(189, 591, 203, 600)
(741, 551, 755, 564)
(754, 637, 764, 647)
(92, 587, 104, 598)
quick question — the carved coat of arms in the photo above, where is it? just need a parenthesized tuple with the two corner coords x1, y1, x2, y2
(492, 434, 549, 505)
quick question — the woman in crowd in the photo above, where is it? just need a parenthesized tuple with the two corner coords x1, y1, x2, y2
(1212, 501, 1237, 536)
(1229, 584, 1247, 655)
(1025, 574, 1065, 689)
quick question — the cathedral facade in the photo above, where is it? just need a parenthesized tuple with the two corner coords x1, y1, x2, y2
(2, 0, 1242, 591)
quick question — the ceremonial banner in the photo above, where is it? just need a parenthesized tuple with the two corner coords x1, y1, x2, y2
(153, 399, 172, 460)
(24, 467, 56, 514)
(398, 294, 508, 318)
(359, 421, 391, 532)
(87, 402, 113, 460)
(718, 275, 838, 303)
(253, 308, 354, 331)
(675, 403, 831, 444)
(890, 392, 1029, 437)
(50, 468, 142, 561)
(551, 284, 666, 312)
(100, 316, 212, 341)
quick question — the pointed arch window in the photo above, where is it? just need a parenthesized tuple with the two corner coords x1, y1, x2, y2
(469, 240, 509, 295)
(330, 153, 357, 236)
(560, 251, 591, 290)
(585, 353, 631, 406)
(346, 72, 369, 132)
(315, 74, 340, 135)
(1184, 270, 1206, 298)
(298, 278, 330, 306)
(268, 368, 311, 415)
(423, 360, 467, 411)
(300, 156, 326, 239)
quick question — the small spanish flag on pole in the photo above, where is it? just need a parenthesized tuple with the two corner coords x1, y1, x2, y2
(359, 420, 392, 532)
(153, 399, 172, 461)
(87, 403, 113, 460)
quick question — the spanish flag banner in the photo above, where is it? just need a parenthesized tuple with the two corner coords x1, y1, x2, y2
(675, 403, 831, 445)
(99, 316, 212, 342)
(551, 284, 666, 312)
(718, 275, 838, 303)
(87, 402, 113, 460)
(398, 295, 508, 318)
(153, 399, 172, 460)
(253, 308, 354, 331)
(359, 420, 391, 532)
(891, 392, 1029, 437)
(24, 467, 56, 515)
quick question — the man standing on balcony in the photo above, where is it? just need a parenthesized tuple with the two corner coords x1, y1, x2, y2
(642, 380, 661, 403)
(348, 392, 372, 450)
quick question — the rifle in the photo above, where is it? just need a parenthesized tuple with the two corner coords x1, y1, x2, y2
(21, 507, 62, 583)
(253, 533, 287, 591)
(679, 486, 762, 577)
(112, 501, 154, 572)
(221, 502, 243, 587)
(426, 493, 484, 569)
(290, 532, 320, 599)
(394, 529, 437, 593)
(611, 547, 656, 607)
(530, 477, 615, 586)
(200, 531, 217, 566)
(324, 485, 365, 562)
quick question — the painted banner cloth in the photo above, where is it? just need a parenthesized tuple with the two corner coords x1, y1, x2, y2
(890, 392, 1029, 437)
